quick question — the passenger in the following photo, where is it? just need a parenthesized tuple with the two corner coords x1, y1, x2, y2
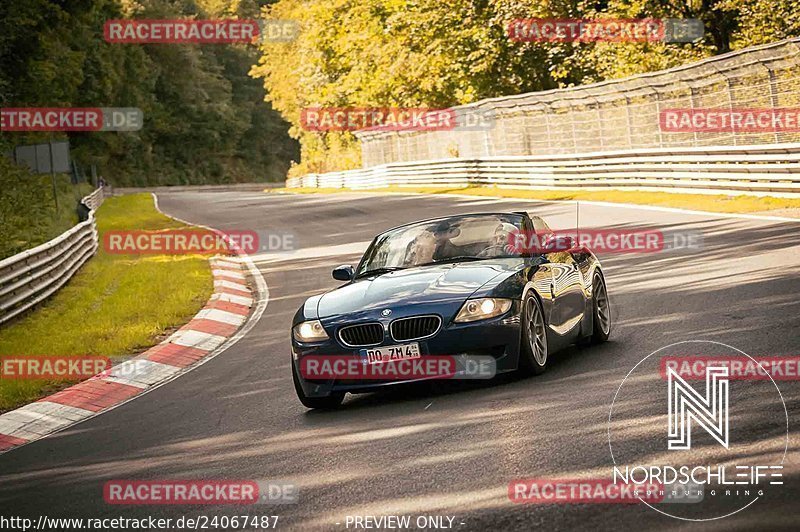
(405, 230, 437, 265)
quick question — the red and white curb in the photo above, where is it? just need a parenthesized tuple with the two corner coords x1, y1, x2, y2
(0, 254, 264, 454)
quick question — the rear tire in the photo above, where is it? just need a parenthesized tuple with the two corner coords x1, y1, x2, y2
(292, 361, 345, 409)
(519, 292, 548, 376)
(589, 272, 611, 344)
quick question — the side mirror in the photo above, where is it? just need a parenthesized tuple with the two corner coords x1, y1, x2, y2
(332, 264, 354, 281)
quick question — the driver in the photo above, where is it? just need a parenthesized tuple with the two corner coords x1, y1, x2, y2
(478, 222, 518, 257)
(431, 220, 467, 261)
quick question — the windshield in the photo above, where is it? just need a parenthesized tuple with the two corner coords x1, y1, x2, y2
(356, 214, 525, 276)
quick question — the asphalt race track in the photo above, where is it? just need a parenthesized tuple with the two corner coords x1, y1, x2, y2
(1, 190, 799, 531)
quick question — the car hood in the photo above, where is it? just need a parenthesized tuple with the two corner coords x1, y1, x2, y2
(317, 260, 522, 317)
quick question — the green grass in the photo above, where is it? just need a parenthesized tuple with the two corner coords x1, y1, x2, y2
(0, 194, 213, 412)
(270, 185, 800, 215)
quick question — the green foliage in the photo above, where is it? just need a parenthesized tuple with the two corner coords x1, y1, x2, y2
(0, 158, 92, 260)
(0, 0, 299, 186)
(718, 0, 800, 48)
(253, 0, 800, 174)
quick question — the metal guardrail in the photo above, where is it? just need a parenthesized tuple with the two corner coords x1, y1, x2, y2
(82, 187, 105, 210)
(286, 144, 800, 197)
(355, 38, 800, 167)
(113, 183, 281, 195)
(0, 188, 105, 326)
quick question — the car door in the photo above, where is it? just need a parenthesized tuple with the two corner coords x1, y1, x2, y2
(529, 216, 584, 337)
(547, 251, 585, 335)
(520, 216, 555, 325)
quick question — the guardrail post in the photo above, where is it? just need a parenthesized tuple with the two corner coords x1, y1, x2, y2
(767, 66, 781, 144)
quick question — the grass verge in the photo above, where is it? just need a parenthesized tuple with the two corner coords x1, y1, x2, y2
(269, 186, 800, 216)
(0, 194, 213, 412)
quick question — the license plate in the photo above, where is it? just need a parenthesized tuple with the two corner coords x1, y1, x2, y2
(360, 343, 421, 365)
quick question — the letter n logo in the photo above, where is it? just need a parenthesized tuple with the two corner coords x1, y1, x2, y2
(667, 365, 729, 450)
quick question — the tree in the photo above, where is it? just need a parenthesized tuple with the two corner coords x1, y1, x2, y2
(1, 0, 299, 185)
(253, 0, 799, 174)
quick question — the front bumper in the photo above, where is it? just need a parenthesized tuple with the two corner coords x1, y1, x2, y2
(292, 302, 522, 398)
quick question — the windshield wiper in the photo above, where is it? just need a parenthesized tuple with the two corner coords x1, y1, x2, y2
(419, 256, 485, 266)
(355, 266, 405, 278)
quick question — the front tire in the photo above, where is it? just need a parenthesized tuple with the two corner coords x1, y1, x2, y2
(292, 361, 345, 409)
(519, 293, 548, 376)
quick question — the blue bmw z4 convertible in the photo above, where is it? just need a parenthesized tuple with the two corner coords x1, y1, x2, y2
(291, 211, 611, 409)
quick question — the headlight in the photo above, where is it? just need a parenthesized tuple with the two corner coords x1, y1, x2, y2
(454, 298, 513, 323)
(293, 320, 329, 342)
